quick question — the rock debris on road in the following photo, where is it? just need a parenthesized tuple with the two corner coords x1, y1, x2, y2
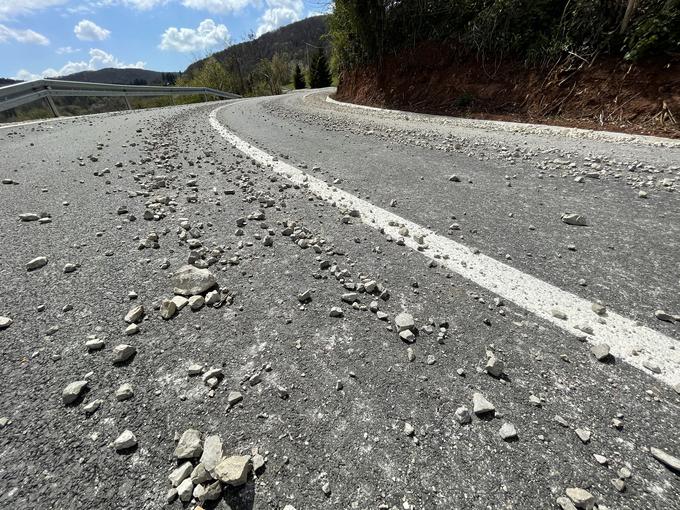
(0, 92, 678, 509)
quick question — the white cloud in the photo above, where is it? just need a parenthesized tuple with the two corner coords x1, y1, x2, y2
(181, 0, 252, 14)
(256, 0, 303, 37)
(0, 0, 67, 21)
(120, 0, 168, 9)
(0, 24, 50, 45)
(159, 18, 229, 53)
(13, 48, 145, 80)
(74, 19, 111, 41)
(56, 45, 80, 54)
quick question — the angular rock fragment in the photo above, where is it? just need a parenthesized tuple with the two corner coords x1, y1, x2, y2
(160, 299, 177, 320)
(124, 305, 144, 324)
(112, 344, 136, 364)
(214, 455, 252, 486)
(591, 343, 611, 362)
(172, 265, 217, 296)
(472, 392, 495, 416)
(200, 435, 224, 473)
(169, 462, 193, 487)
(113, 430, 137, 451)
(62, 380, 88, 404)
(561, 213, 588, 226)
(498, 422, 517, 441)
(394, 312, 415, 333)
(565, 487, 595, 509)
(175, 429, 203, 459)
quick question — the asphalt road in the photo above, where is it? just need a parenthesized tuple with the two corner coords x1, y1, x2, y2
(0, 91, 679, 510)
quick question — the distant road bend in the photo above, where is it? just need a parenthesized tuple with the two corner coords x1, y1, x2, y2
(0, 90, 679, 509)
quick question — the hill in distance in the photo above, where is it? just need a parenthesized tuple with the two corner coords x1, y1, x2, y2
(56, 68, 177, 85)
(186, 15, 329, 77)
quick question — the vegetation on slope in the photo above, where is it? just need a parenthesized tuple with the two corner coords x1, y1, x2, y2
(329, 0, 680, 72)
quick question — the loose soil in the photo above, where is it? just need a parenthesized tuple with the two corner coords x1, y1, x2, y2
(335, 42, 680, 139)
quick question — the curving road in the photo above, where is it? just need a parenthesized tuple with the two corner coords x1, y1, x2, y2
(0, 91, 679, 509)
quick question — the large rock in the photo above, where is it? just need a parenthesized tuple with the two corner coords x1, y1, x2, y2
(213, 455, 251, 486)
(565, 488, 596, 509)
(201, 435, 224, 473)
(172, 265, 217, 296)
(174, 429, 203, 459)
(472, 392, 495, 416)
(62, 380, 88, 404)
(113, 430, 137, 451)
(394, 312, 415, 333)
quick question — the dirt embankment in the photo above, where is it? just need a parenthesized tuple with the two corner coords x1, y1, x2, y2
(335, 42, 680, 138)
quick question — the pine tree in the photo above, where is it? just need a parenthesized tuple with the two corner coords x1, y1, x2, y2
(293, 64, 305, 89)
(308, 49, 332, 88)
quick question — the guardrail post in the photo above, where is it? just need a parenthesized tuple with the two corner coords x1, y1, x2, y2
(45, 95, 60, 118)
(123, 96, 132, 111)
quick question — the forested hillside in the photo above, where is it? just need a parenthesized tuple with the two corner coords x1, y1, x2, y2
(182, 15, 329, 96)
(330, 1, 680, 137)
(56, 68, 177, 86)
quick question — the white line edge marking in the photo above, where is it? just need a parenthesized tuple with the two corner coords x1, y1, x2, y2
(325, 95, 680, 148)
(209, 103, 680, 387)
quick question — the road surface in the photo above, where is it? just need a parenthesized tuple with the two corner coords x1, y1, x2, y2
(0, 91, 679, 509)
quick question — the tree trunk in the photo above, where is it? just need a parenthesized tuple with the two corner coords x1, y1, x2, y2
(620, 0, 638, 34)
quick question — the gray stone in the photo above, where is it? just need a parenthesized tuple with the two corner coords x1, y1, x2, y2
(403, 422, 415, 436)
(213, 455, 252, 486)
(85, 336, 105, 351)
(329, 306, 343, 318)
(394, 312, 415, 333)
(399, 329, 415, 343)
(651, 446, 680, 473)
(454, 406, 471, 425)
(112, 344, 136, 364)
(169, 461, 193, 487)
(591, 343, 610, 361)
(498, 422, 517, 440)
(26, 256, 48, 271)
(160, 299, 177, 320)
(124, 324, 138, 336)
(591, 303, 607, 315)
(472, 392, 495, 416)
(191, 463, 212, 484)
(565, 487, 596, 509)
(205, 290, 220, 305)
(556, 496, 578, 510)
(62, 380, 88, 404)
(113, 430, 137, 451)
(575, 428, 591, 444)
(175, 429, 202, 459)
(561, 213, 588, 226)
(611, 478, 626, 492)
(227, 391, 243, 406)
(485, 356, 505, 377)
(83, 399, 102, 414)
(171, 295, 189, 311)
(643, 360, 662, 374)
(189, 295, 205, 310)
(172, 265, 217, 296)
(199, 481, 222, 502)
(0, 316, 12, 330)
(63, 263, 77, 274)
(176, 478, 193, 502)
(201, 435, 224, 473)
(19, 213, 40, 221)
(115, 383, 133, 401)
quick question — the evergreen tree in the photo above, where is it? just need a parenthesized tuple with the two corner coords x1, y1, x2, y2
(308, 49, 332, 88)
(293, 64, 305, 89)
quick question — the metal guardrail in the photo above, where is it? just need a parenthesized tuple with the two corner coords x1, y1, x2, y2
(0, 79, 240, 117)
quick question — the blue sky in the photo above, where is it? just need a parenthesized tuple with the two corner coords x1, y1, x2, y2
(0, 0, 331, 80)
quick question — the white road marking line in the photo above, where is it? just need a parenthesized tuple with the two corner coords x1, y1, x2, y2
(209, 104, 680, 387)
